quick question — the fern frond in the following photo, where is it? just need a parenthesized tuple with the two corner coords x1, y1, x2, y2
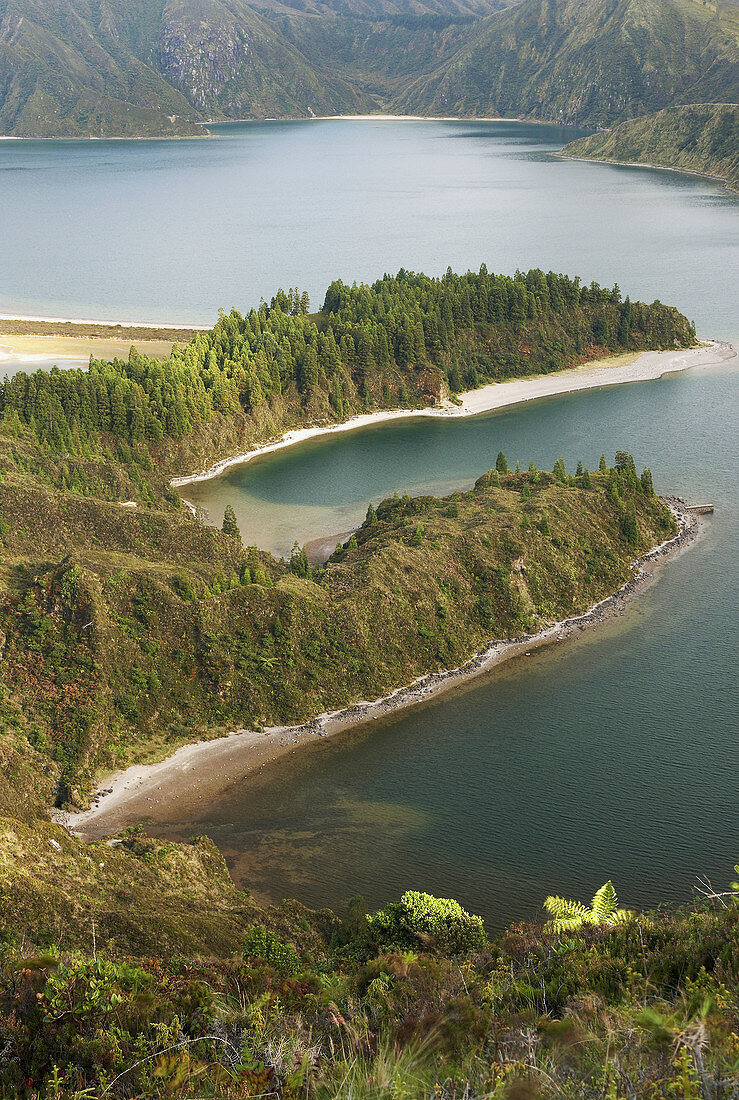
(544, 895, 590, 932)
(607, 908, 635, 925)
(544, 896, 589, 920)
(591, 881, 618, 921)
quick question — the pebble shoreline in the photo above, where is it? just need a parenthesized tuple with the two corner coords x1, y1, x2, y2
(58, 498, 702, 837)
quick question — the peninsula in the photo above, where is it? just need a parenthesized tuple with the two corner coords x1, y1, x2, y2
(0, 265, 734, 1100)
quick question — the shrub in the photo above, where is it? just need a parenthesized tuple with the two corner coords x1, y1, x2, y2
(243, 926, 301, 975)
(370, 891, 487, 955)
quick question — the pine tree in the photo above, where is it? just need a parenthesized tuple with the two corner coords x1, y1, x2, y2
(599, 454, 607, 473)
(222, 505, 241, 543)
(496, 451, 508, 475)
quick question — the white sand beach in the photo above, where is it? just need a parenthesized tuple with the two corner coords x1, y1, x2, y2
(172, 342, 735, 488)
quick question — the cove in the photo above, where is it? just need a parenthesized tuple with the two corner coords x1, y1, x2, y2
(151, 357, 739, 930)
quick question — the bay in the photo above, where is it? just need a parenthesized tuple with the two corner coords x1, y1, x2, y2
(155, 360, 739, 929)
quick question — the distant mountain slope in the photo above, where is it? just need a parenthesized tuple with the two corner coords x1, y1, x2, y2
(393, 0, 739, 126)
(561, 103, 739, 189)
(0, 0, 376, 136)
(250, 0, 513, 97)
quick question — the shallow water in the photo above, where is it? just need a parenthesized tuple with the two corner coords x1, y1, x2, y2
(155, 359, 739, 929)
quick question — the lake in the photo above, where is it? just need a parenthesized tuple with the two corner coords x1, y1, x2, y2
(1, 120, 736, 337)
(2, 119, 736, 929)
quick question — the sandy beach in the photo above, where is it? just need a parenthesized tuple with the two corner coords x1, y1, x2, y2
(58, 498, 703, 841)
(0, 334, 176, 368)
(171, 342, 735, 489)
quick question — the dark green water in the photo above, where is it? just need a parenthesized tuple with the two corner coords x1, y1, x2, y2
(157, 360, 739, 929)
(2, 118, 736, 927)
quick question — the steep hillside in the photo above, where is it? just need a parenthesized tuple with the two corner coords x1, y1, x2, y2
(252, 0, 513, 98)
(1, 711, 737, 1099)
(394, 0, 739, 126)
(0, 0, 375, 137)
(0, 448, 676, 801)
(562, 102, 739, 189)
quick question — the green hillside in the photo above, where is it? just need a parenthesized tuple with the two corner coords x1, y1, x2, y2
(0, 0, 375, 137)
(394, 0, 739, 126)
(252, 0, 513, 99)
(0, 266, 693, 796)
(0, 680, 737, 1099)
(562, 102, 739, 190)
(0, 267, 730, 1099)
(2, 0, 737, 134)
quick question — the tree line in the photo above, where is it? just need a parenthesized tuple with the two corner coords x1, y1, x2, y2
(0, 267, 694, 456)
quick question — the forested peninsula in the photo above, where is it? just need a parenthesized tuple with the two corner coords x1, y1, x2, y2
(0, 267, 733, 1098)
(0, 268, 694, 798)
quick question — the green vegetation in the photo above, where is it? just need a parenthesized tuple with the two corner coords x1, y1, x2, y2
(2, 0, 737, 134)
(0, 728, 736, 1100)
(544, 880, 634, 932)
(0, 267, 692, 799)
(0, 793, 736, 1100)
(0, 432, 676, 801)
(0, 267, 718, 1096)
(255, 0, 509, 102)
(562, 103, 739, 191)
(395, 0, 739, 127)
(0, 0, 374, 137)
(0, 268, 694, 478)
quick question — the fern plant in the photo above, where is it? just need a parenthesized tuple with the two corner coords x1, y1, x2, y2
(544, 881, 634, 933)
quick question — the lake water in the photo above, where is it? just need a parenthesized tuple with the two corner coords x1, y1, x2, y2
(158, 362, 739, 929)
(2, 120, 737, 929)
(1, 120, 737, 337)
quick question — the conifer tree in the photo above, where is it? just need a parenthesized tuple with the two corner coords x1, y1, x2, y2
(222, 505, 241, 543)
(496, 451, 508, 475)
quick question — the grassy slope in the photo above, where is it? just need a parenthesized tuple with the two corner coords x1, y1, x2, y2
(393, 0, 739, 126)
(562, 102, 739, 190)
(0, 442, 733, 1100)
(0, 0, 375, 137)
(0, 738, 737, 1098)
(0, 437, 675, 804)
(254, 0, 514, 99)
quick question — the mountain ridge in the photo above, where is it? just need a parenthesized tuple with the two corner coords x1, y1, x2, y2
(1, 0, 737, 135)
(392, 0, 739, 126)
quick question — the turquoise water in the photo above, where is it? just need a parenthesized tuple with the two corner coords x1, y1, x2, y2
(1, 119, 737, 928)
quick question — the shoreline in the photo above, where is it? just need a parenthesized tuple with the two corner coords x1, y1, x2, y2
(56, 499, 702, 840)
(555, 152, 738, 194)
(171, 343, 735, 489)
(0, 115, 563, 145)
(0, 314, 208, 333)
